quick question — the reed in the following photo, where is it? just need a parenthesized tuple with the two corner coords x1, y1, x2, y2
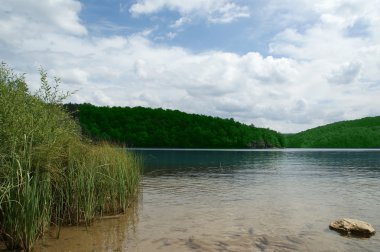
(0, 63, 141, 251)
(1, 137, 52, 250)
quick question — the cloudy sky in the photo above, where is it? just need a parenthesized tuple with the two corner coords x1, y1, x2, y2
(1, 0, 380, 133)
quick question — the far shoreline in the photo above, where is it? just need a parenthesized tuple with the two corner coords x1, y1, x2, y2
(127, 147, 380, 151)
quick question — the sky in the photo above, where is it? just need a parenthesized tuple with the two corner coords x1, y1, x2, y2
(1, 0, 380, 133)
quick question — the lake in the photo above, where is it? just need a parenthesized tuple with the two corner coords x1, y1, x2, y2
(36, 149, 380, 251)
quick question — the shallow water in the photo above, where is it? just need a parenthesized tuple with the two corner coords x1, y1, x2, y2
(36, 149, 380, 251)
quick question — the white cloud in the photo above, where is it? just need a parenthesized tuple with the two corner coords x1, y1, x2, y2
(170, 17, 191, 28)
(166, 32, 177, 39)
(207, 3, 250, 24)
(0, 0, 86, 39)
(327, 61, 362, 84)
(129, 0, 250, 24)
(1, 0, 380, 133)
(241, 53, 299, 84)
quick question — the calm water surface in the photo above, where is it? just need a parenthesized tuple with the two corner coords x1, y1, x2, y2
(37, 149, 380, 251)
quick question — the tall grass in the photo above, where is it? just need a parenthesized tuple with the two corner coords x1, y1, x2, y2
(1, 136, 52, 249)
(0, 63, 141, 251)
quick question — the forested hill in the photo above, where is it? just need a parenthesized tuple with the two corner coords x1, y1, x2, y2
(285, 116, 380, 148)
(65, 103, 284, 148)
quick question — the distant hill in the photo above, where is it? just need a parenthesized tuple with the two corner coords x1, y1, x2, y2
(285, 116, 380, 148)
(65, 103, 285, 148)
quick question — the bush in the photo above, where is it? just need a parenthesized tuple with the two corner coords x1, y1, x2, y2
(0, 63, 141, 251)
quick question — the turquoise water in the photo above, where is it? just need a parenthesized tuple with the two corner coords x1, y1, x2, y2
(133, 149, 380, 251)
(36, 149, 380, 251)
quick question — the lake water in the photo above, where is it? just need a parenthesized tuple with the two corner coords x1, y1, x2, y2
(36, 149, 380, 251)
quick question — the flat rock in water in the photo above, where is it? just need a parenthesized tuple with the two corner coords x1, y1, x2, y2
(329, 218, 376, 237)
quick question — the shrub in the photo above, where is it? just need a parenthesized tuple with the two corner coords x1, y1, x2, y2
(0, 63, 141, 251)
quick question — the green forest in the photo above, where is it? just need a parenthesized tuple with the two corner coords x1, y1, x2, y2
(65, 104, 380, 149)
(66, 103, 285, 148)
(285, 116, 380, 148)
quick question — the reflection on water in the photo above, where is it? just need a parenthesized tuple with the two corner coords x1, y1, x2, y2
(36, 149, 380, 251)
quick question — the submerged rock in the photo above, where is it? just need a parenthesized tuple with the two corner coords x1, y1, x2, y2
(329, 218, 376, 237)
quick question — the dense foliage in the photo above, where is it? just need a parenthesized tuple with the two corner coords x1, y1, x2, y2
(0, 64, 140, 251)
(67, 104, 285, 148)
(285, 117, 380, 148)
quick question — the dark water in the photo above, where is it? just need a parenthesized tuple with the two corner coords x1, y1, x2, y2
(37, 149, 380, 251)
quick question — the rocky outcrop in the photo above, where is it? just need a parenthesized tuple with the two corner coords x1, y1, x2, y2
(329, 218, 376, 237)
